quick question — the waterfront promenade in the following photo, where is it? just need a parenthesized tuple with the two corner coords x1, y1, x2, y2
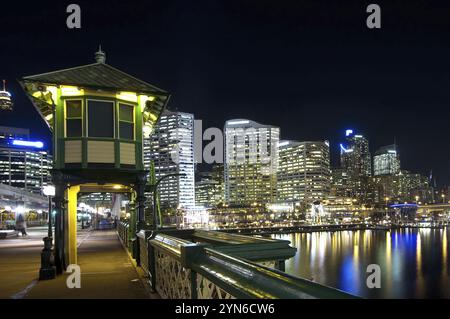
(0, 228, 154, 299)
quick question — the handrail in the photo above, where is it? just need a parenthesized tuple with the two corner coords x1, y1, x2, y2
(148, 233, 357, 299)
(193, 248, 355, 299)
(117, 221, 129, 248)
(193, 230, 290, 245)
(150, 234, 193, 259)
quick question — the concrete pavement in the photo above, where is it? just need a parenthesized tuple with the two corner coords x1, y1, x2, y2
(1, 228, 155, 299)
(0, 226, 50, 298)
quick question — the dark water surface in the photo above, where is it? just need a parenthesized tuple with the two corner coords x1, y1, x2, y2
(273, 228, 450, 298)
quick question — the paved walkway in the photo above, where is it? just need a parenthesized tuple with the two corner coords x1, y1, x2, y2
(1, 229, 154, 299)
(0, 226, 54, 299)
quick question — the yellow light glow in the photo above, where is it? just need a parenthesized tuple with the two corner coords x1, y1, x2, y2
(117, 92, 138, 103)
(61, 86, 83, 96)
(31, 85, 58, 105)
(32, 91, 41, 98)
(138, 95, 156, 112)
(47, 86, 58, 101)
(113, 185, 122, 189)
(45, 114, 53, 121)
(143, 124, 153, 138)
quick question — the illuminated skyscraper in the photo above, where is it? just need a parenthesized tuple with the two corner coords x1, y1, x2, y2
(224, 119, 279, 206)
(340, 130, 371, 176)
(330, 168, 350, 197)
(144, 110, 195, 209)
(373, 144, 400, 176)
(195, 164, 224, 207)
(340, 129, 371, 198)
(371, 170, 433, 204)
(0, 126, 52, 194)
(277, 140, 331, 204)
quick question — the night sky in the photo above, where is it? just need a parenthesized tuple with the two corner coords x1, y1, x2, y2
(1, 1, 449, 186)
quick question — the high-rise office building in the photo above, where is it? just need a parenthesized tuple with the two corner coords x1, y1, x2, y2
(330, 168, 350, 197)
(224, 119, 279, 206)
(195, 164, 224, 207)
(340, 129, 371, 198)
(277, 140, 331, 204)
(143, 110, 195, 209)
(340, 130, 371, 176)
(0, 126, 52, 194)
(373, 144, 400, 176)
(370, 170, 433, 204)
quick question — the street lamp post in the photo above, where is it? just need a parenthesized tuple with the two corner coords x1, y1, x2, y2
(43, 185, 55, 237)
(39, 185, 56, 280)
(150, 173, 186, 230)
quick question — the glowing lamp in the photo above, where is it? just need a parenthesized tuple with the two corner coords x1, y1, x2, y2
(43, 185, 56, 197)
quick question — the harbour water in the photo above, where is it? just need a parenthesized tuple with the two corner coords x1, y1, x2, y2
(273, 228, 450, 298)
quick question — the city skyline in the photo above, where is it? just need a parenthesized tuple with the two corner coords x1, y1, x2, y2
(1, 1, 450, 302)
(1, 0, 450, 187)
(0, 109, 444, 188)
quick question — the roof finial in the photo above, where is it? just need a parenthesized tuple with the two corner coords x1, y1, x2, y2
(95, 45, 106, 64)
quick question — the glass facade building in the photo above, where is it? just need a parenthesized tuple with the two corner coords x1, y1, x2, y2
(277, 140, 331, 204)
(144, 110, 195, 209)
(373, 144, 400, 176)
(339, 130, 371, 198)
(0, 126, 52, 195)
(224, 119, 279, 206)
(195, 164, 224, 207)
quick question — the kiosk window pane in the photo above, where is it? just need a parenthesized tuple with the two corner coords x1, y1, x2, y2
(119, 103, 134, 140)
(66, 120, 82, 137)
(66, 100, 82, 118)
(88, 100, 114, 138)
(119, 104, 133, 122)
(65, 100, 82, 137)
(120, 122, 133, 140)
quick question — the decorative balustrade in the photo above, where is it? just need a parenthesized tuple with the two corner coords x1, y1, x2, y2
(117, 221, 129, 248)
(144, 232, 356, 299)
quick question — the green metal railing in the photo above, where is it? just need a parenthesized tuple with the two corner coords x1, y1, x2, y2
(117, 221, 129, 249)
(145, 233, 357, 299)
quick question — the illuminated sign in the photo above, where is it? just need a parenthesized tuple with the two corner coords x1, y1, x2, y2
(228, 120, 250, 125)
(11, 139, 44, 149)
(340, 143, 353, 153)
(345, 129, 353, 136)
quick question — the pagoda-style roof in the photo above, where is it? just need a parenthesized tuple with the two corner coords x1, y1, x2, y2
(22, 62, 168, 95)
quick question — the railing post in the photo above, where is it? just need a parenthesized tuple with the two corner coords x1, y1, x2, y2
(276, 260, 285, 272)
(148, 242, 156, 292)
(181, 243, 207, 299)
(190, 271, 198, 299)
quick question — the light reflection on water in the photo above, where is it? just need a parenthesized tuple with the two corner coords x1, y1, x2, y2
(272, 228, 450, 298)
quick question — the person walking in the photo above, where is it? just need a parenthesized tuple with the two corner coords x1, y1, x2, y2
(16, 214, 27, 236)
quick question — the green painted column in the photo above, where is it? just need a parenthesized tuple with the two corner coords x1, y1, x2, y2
(128, 197, 136, 250)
